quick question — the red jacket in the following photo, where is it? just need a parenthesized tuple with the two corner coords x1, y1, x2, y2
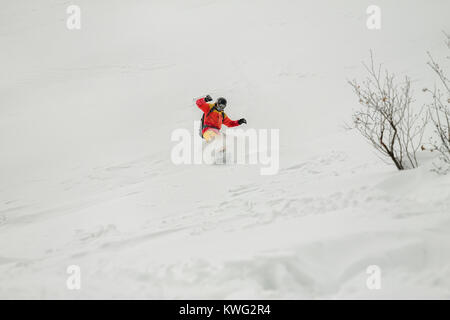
(196, 98, 240, 134)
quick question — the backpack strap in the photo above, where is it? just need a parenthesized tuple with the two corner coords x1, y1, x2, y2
(205, 105, 224, 122)
(206, 105, 216, 117)
(203, 106, 216, 129)
(201, 105, 225, 132)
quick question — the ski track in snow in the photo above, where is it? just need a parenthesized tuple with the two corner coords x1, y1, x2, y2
(1, 145, 450, 299)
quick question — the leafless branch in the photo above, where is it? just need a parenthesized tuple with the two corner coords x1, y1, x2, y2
(349, 52, 427, 170)
(425, 33, 450, 169)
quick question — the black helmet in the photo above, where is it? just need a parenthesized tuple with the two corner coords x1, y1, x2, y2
(216, 97, 227, 111)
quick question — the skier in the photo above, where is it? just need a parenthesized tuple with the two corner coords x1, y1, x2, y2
(196, 95, 247, 142)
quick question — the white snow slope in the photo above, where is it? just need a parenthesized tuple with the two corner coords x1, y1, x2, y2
(1, 0, 450, 299)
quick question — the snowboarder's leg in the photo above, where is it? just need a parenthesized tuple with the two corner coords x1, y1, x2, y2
(203, 128, 220, 142)
(202, 128, 228, 164)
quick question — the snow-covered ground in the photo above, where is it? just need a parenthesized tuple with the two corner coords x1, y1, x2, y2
(1, 0, 449, 299)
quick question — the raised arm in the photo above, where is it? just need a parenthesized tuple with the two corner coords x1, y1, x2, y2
(196, 96, 212, 113)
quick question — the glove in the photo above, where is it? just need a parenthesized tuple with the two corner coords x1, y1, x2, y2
(238, 118, 247, 125)
(204, 95, 213, 102)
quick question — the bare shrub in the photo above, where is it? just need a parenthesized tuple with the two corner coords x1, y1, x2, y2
(425, 32, 450, 169)
(349, 52, 428, 170)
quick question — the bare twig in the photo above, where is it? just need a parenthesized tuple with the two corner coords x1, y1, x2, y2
(348, 52, 427, 170)
(425, 33, 450, 169)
